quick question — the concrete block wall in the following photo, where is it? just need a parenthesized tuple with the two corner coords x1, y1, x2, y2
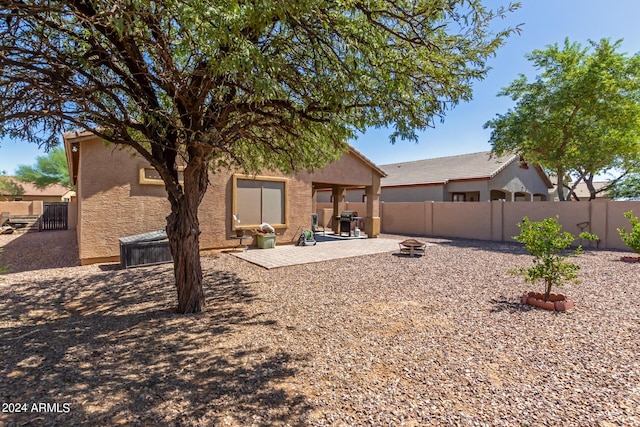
(379, 200, 640, 251)
(0, 201, 43, 216)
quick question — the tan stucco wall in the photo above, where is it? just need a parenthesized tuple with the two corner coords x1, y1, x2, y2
(300, 151, 378, 186)
(433, 202, 493, 240)
(76, 140, 316, 261)
(380, 202, 430, 235)
(490, 161, 550, 198)
(67, 201, 78, 231)
(596, 200, 640, 249)
(316, 202, 366, 225)
(198, 169, 312, 250)
(380, 199, 640, 251)
(77, 140, 169, 261)
(444, 181, 487, 201)
(382, 185, 446, 202)
(0, 201, 43, 216)
(18, 195, 65, 203)
(73, 138, 383, 263)
(502, 201, 590, 242)
(316, 188, 366, 203)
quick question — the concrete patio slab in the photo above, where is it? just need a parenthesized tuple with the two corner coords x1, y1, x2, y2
(231, 236, 413, 269)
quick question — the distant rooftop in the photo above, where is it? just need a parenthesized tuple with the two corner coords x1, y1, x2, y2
(380, 151, 519, 187)
(571, 181, 611, 199)
(0, 176, 72, 197)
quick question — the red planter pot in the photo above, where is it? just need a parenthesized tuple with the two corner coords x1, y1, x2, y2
(521, 292, 574, 312)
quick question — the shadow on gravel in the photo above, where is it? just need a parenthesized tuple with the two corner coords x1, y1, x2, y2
(0, 229, 79, 274)
(382, 234, 532, 256)
(0, 264, 309, 426)
(433, 238, 530, 256)
(97, 263, 122, 271)
(489, 297, 532, 313)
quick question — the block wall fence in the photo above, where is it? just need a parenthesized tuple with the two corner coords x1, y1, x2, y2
(0, 201, 43, 216)
(318, 200, 640, 251)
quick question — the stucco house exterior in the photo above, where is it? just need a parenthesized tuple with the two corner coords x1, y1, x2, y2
(317, 151, 553, 203)
(64, 131, 385, 265)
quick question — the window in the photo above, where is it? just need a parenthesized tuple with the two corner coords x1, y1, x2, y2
(451, 193, 466, 202)
(233, 175, 287, 228)
(139, 165, 184, 185)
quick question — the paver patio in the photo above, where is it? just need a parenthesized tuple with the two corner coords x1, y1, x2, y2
(231, 235, 414, 268)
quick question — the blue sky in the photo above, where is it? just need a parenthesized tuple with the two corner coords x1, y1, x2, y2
(1, 0, 639, 173)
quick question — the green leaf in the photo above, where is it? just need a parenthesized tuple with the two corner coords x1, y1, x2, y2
(617, 210, 640, 254)
(512, 217, 589, 297)
(485, 38, 640, 201)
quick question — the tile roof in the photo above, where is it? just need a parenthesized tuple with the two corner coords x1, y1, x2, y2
(571, 181, 610, 199)
(380, 151, 518, 187)
(0, 176, 72, 197)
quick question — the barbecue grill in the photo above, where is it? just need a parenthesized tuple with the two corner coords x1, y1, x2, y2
(339, 211, 356, 236)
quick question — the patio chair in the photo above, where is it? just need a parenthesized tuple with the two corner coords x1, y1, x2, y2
(311, 213, 325, 235)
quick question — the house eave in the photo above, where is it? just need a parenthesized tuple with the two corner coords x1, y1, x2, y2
(348, 146, 387, 178)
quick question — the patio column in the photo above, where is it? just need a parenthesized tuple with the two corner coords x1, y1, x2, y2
(365, 174, 381, 237)
(311, 186, 317, 216)
(332, 186, 346, 234)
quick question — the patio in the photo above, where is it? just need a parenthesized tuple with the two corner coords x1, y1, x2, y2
(231, 234, 413, 269)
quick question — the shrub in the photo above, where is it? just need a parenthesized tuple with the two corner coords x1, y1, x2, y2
(0, 247, 7, 274)
(617, 211, 640, 254)
(512, 217, 598, 301)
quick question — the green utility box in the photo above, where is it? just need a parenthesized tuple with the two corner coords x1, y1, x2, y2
(257, 233, 276, 249)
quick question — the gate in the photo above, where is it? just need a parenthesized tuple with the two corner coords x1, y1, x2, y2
(41, 202, 68, 231)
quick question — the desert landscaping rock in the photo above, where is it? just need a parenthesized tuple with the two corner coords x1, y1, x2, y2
(1, 230, 638, 426)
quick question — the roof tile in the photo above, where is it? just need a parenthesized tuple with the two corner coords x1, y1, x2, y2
(380, 151, 517, 186)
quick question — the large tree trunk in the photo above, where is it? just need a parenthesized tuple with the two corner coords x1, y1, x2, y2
(556, 167, 566, 201)
(167, 201, 205, 313)
(165, 158, 209, 314)
(585, 174, 597, 201)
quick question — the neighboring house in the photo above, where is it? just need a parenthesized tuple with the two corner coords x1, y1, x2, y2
(549, 180, 611, 201)
(317, 151, 553, 203)
(570, 181, 611, 200)
(0, 176, 75, 202)
(64, 131, 386, 265)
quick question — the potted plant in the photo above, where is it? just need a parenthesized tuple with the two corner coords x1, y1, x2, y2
(617, 210, 640, 262)
(232, 215, 244, 237)
(512, 217, 598, 311)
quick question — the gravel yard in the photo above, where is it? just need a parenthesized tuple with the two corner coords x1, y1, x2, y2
(1, 230, 639, 426)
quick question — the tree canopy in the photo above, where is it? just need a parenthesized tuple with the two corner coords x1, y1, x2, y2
(0, 174, 24, 199)
(0, 0, 519, 312)
(608, 174, 640, 200)
(485, 38, 640, 200)
(15, 147, 71, 189)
